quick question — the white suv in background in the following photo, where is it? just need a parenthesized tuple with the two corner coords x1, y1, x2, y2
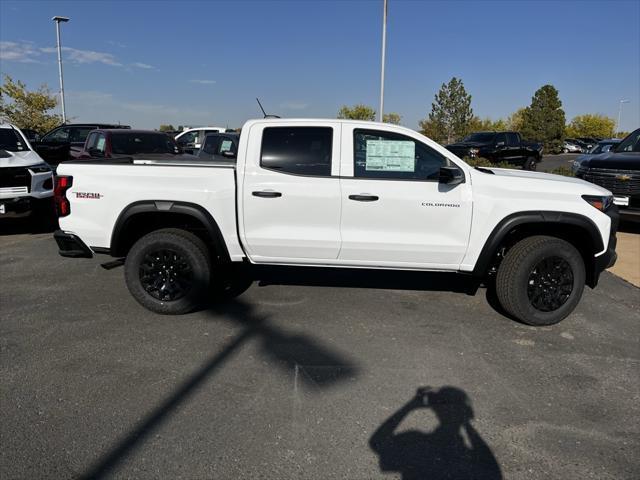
(0, 123, 55, 223)
(174, 126, 227, 154)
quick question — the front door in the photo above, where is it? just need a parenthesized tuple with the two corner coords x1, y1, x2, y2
(241, 122, 342, 262)
(338, 127, 472, 269)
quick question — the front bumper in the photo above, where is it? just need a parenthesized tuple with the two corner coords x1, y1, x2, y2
(54, 230, 94, 258)
(591, 206, 619, 286)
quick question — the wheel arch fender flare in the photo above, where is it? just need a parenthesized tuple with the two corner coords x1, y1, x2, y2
(110, 200, 230, 261)
(472, 210, 604, 277)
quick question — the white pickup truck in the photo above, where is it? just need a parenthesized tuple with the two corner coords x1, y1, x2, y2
(54, 119, 618, 325)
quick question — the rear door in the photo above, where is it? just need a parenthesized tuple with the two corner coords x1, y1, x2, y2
(240, 122, 342, 262)
(506, 132, 523, 161)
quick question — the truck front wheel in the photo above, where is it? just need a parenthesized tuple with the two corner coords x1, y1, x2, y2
(495, 236, 585, 326)
(125, 228, 211, 314)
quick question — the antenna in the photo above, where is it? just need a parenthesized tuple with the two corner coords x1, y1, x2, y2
(256, 98, 281, 119)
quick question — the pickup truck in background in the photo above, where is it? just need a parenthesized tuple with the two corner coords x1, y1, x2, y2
(77, 129, 182, 159)
(446, 131, 543, 170)
(34, 123, 130, 166)
(196, 132, 239, 161)
(175, 127, 226, 154)
(54, 119, 618, 326)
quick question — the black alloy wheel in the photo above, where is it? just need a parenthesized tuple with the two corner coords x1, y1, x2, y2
(527, 256, 574, 312)
(140, 249, 193, 301)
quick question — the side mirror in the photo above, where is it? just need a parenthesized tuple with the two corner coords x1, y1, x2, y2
(221, 150, 236, 159)
(439, 166, 464, 185)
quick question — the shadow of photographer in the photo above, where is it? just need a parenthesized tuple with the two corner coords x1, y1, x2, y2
(370, 386, 502, 480)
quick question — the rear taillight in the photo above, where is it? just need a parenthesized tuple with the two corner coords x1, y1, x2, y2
(54, 175, 73, 217)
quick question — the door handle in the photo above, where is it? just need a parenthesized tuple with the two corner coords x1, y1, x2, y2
(252, 191, 282, 198)
(349, 194, 379, 202)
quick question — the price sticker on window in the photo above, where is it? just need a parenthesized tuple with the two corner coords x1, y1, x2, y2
(365, 140, 415, 172)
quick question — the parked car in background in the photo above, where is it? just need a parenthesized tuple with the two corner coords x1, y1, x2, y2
(563, 140, 584, 153)
(575, 128, 640, 221)
(77, 129, 183, 159)
(20, 128, 41, 144)
(572, 139, 621, 173)
(577, 137, 599, 150)
(196, 132, 239, 161)
(445, 131, 543, 170)
(34, 123, 130, 166)
(175, 127, 226, 154)
(0, 123, 54, 223)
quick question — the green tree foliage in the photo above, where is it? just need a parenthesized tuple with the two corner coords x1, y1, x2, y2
(423, 77, 474, 144)
(418, 118, 445, 143)
(565, 114, 615, 138)
(0, 75, 61, 133)
(382, 112, 402, 125)
(158, 124, 176, 132)
(506, 108, 526, 131)
(466, 116, 507, 133)
(521, 85, 565, 152)
(337, 104, 376, 121)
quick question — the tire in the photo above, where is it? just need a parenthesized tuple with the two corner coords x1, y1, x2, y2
(495, 236, 585, 326)
(125, 228, 211, 314)
(523, 157, 537, 171)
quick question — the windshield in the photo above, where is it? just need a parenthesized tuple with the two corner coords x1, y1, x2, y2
(462, 133, 496, 143)
(111, 133, 177, 155)
(615, 129, 640, 153)
(0, 128, 29, 152)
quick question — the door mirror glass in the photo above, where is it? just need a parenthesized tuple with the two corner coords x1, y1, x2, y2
(221, 150, 236, 159)
(439, 166, 464, 185)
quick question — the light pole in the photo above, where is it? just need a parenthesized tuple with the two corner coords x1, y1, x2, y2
(378, 0, 387, 122)
(52, 16, 70, 123)
(616, 99, 629, 137)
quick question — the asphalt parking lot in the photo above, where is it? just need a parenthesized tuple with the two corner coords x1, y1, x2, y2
(1, 227, 639, 480)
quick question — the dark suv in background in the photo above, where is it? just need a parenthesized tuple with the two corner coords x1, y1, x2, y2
(575, 128, 640, 222)
(34, 123, 130, 166)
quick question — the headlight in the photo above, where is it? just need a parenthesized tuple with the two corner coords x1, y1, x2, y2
(29, 164, 51, 173)
(582, 195, 613, 212)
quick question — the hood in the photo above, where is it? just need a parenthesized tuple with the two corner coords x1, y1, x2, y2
(472, 167, 611, 196)
(578, 151, 640, 171)
(0, 149, 48, 168)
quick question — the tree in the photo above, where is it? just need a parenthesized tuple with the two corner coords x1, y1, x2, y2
(565, 114, 615, 138)
(158, 124, 176, 132)
(337, 104, 376, 121)
(520, 85, 565, 152)
(383, 112, 402, 125)
(423, 77, 474, 144)
(0, 75, 61, 133)
(466, 116, 507, 133)
(505, 108, 526, 131)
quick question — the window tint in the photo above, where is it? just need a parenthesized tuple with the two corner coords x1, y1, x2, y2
(202, 135, 220, 154)
(261, 127, 332, 176)
(111, 133, 176, 155)
(617, 129, 640, 152)
(0, 128, 28, 151)
(43, 127, 69, 142)
(495, 133, 507, 145)
(178, 131, 198, 144)
(354, 129, 447, 181)
(69, 127, 94, 143)
(506, 132, 519, 146)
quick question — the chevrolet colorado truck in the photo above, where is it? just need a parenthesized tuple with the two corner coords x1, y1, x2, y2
(53, 119, 618, 326)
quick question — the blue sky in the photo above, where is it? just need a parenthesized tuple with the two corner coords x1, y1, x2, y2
(1, 0, 639, 131)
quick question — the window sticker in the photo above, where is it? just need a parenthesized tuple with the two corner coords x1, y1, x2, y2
(96, 137, 106, 151)
(365, 140, 415, 172)
(220, 139, 233, 152)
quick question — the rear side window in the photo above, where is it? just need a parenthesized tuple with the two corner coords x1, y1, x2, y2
(261, 127, 332, 176)
(111, 133, 176, 155)
(506, 132, 519, 146)
(202, 135, 220, 154)
(354, 129, 447, 181)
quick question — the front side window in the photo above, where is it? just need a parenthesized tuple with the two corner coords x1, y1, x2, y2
(354, 129, 447, 181)
(495, 133, 507, 145)
(178, 131, 198, 144)
(617, 129, 640, 153)
(69, 127, 94, 143)
(261, 127, 332, 176)
(202, 135, 220, 154)
(0, 128, 28, 152)
(111, 133, 175, 155)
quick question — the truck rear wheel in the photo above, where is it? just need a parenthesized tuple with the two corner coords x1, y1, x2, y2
(523, 157, 537, 171)
(495, 235, 585, 326)
(125, 228, 210, 314)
